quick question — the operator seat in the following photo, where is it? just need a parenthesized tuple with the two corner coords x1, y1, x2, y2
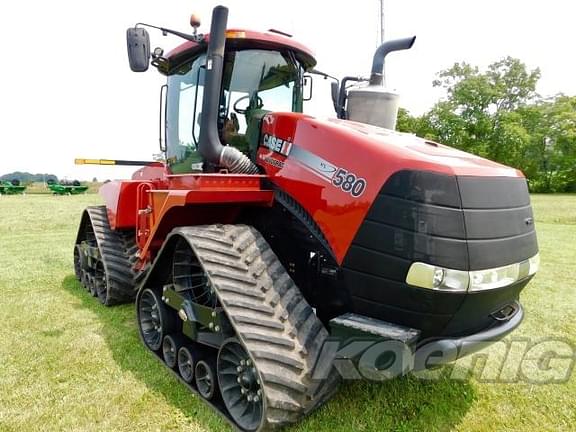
(245, 108, 270, 158)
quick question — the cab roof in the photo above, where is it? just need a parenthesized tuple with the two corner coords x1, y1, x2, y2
(164, 29, 316, 74)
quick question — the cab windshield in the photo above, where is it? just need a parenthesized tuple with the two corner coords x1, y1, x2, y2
(223, 49, 302, 122)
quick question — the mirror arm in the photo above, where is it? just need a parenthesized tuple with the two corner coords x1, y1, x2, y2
(136, 22, 199, 42)
(308, 68, 339, 84)
(336, 76, 368, 119)
(307, 68, 341, 112)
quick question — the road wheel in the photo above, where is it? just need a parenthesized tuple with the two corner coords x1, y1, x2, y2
(195, 359, 217, 400)
(218, 339, 263, 431)
(138, 288, 175, 351)
(178, 346, 195, 383)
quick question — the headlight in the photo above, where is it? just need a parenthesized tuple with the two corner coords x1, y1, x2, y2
(405, 253, 539, 292)
(405, 263, 468, 291)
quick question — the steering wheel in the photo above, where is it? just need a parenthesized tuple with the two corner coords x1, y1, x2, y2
(233, 95, 263, 114)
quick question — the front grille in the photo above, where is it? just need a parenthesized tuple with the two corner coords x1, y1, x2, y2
(341, 170, 538, 337)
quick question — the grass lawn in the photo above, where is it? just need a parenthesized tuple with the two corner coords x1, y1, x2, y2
(0, 194, 574, 431)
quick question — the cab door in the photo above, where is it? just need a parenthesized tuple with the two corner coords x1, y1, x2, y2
(165, 54, 206, 173)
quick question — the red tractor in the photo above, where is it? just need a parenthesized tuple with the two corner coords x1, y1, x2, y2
(74, 6, 539, 431)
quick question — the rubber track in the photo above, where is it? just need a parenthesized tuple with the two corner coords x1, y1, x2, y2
(175, 225, 340, 430)
(83, 206, 137, 305)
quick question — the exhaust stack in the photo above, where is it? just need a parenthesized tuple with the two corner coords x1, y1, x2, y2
(198, 6, 258, 174)
(369, 37, 416, 86)
(346, 36, 416, 130)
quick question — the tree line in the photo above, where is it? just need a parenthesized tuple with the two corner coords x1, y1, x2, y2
(0, 172, 58, 184)
(397, 56, 576, 192)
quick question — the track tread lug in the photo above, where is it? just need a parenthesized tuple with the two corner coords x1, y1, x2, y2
(251, 350, 304, 371)
(243, 332, 296, 349)
(224, 299, 275, 315)
(217, 284, 266, 300)
(262, 372, 308, 394)
(232, 315, 285, 330)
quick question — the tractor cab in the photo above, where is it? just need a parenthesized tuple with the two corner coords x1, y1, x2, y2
(127, 17, 316, 174)
(165, 41, 307, 173)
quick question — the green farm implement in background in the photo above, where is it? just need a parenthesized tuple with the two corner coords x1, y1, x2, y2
(0, 180, 27, 195)
(47, 180, 88, 195)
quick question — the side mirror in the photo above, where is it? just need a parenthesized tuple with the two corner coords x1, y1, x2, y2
(331, 81, 339, 112)
(126, 27, 150, 72)
(303, 75, 313, 101)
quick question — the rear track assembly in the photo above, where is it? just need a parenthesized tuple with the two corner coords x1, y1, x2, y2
(74, 206, 137, 305)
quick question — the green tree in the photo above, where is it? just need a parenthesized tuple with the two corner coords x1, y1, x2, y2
(428, 57, 541, 162)
(397, 57, 575, 192)
(396, 108, 435, 139)
(519, 96, 576, 191)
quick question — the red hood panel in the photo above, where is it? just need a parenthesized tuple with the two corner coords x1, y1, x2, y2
(326, 118, 522, 177)
(257, 113, 524, 264)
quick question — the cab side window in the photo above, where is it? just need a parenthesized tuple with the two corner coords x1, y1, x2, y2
(166, 54, 206, 173)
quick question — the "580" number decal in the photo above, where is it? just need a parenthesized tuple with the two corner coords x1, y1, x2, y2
(332, 168, 367, 197)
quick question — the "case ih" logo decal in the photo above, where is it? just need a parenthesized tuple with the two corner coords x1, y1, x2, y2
(261, 134, 293, 156)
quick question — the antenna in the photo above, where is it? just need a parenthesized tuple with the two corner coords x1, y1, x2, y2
(379, 0, 385, 44)
(378, 0, 385, 82)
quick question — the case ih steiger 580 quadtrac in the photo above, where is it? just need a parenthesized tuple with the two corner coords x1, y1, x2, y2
(74, 6, 539, 431)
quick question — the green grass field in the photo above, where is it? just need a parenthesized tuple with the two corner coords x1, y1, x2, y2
(0, 194, 574, 431)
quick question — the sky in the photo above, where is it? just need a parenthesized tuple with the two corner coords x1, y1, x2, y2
(0, 0, 574, 181)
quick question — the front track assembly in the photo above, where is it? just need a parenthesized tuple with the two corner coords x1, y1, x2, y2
(136, 225, 340, 431)
(74, 206, 137, 305)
